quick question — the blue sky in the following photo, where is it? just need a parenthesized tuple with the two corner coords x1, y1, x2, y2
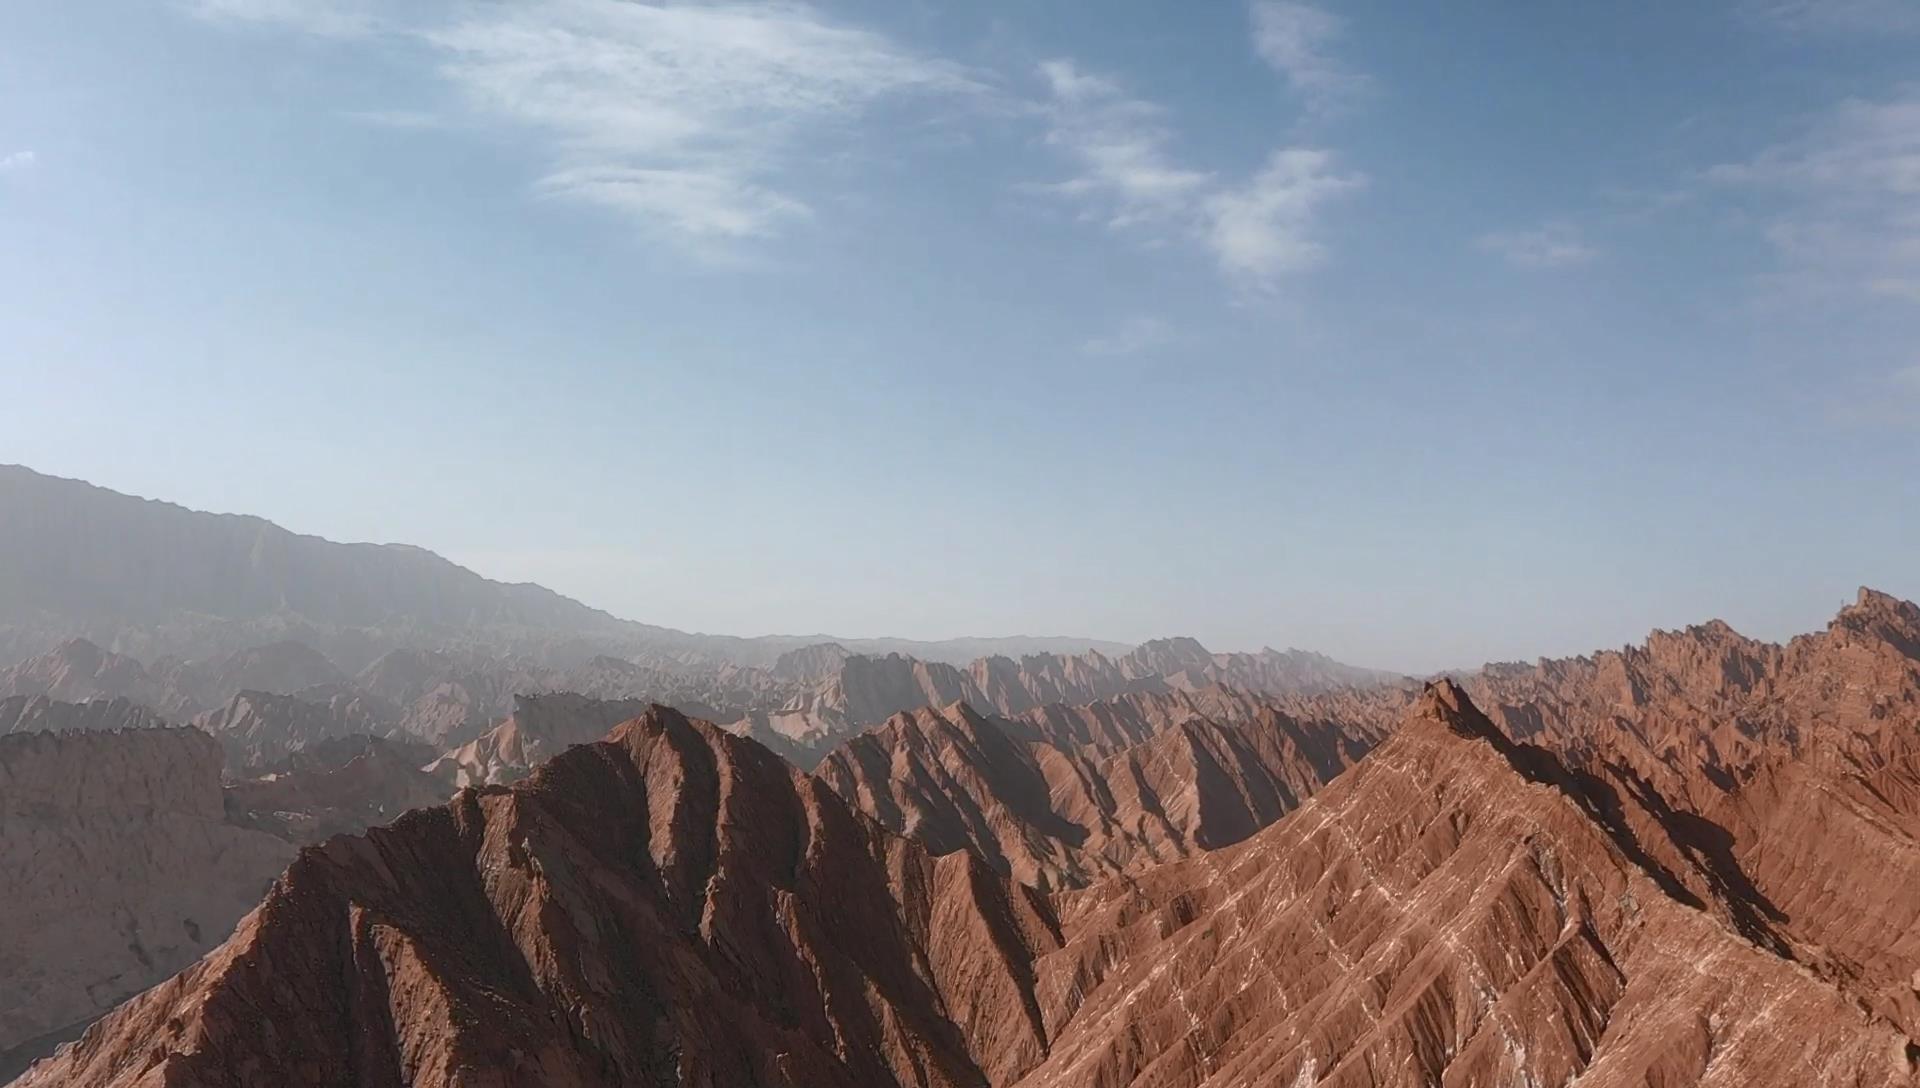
(2, 0, 1917, 671)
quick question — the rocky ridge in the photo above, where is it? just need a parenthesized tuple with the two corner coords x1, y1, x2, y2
(817, 687, 1382, 890)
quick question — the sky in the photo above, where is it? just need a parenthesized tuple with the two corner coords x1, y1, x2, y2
(2, 0, 1917, 672)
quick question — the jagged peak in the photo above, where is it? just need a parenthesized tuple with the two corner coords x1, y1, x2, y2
(1408, 676, 1504, 743)
(1840, 586, 1919, 626)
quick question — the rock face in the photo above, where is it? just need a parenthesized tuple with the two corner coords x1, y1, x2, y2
(817, 688, 1382, 890)
(225, 735, 450, 842)
(1007, 681, 1914, 1087)
(1455, 587, 1920, 1041)
(0, 728, 294, 1073)
(18, 707, 1061, 1088)
(21, 690, 1915, 1088)
(0, 695, 167, 735)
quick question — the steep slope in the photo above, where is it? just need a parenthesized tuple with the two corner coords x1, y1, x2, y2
(1457, 587, 1920, 1038)
(1010, 681, 1915, 1087)
(817, 688, 1382, 890)
(0, 728, 294, 1074)
(17, 707, 1061, 1088)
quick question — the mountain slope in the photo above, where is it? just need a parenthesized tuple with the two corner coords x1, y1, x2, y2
(16, 707, 1061, 1088)
(817, 688, 1382, 890)
(1010, 681, 1914, 1087)
(20, 687, 1914, 1088)
(1457, 587, 1920, 1038)
(0, 728, 294, 1074)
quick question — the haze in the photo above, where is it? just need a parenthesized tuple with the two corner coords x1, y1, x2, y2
(3, 0, 1917, 672)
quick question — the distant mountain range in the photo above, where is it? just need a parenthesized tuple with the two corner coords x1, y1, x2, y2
(0, 464, 1135, 671)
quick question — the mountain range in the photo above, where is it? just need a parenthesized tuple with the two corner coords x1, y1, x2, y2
(3, 466, 1917, 1087)
(0, 465, 1133, 671)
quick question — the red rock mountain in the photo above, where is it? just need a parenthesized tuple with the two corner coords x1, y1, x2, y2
(816, 687, 1382, 890)
(1008, 681, 1913, 1087)
(18, 707, 1061, 1088)
(1453, 587, 1920, 1041)
(23, 683, 1917, 1087)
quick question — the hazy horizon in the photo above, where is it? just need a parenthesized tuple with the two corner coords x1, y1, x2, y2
(3, 461, 1906, 679)
(4, 2, 1917, 672)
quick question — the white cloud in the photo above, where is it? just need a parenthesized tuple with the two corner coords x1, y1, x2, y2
(1205, 149, 1363, 285)
(1035, 61, 1361, 290)
(1249, 1, 1370, 115)
(0, 150, 36, 173)
(535, 165, 810, 239)
(187, 0, 380, 37)
(1708, 90, 1920, 301)
(422, 0, 983, 247)
(1036, 59, 1210, 229)
(1751, 0, 1920, 34)
(1476, 222, 1599, 268)
(1081, 316, 1174, 357)
(190, 0, 982, 250)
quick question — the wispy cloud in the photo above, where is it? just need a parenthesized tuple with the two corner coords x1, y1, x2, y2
(424, 0, 983, 249)
(1249, 1, 1371, 116)
(1749, 0, 1920, 34)
(1080, 316, 1174, 357)
(0, 150, 36, 173)
(1035, 60, 1361, 290)
(1707, 90, 1920, 302)
(1205, 149, 1364, 286)
(1476, 222, 1599, 268)
(192, 0, 984, 252)
(1036, 59, 1210, 230)
(186, 0, 380, 38)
